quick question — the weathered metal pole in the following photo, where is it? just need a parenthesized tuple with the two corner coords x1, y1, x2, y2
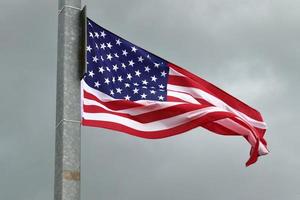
(55, 0, 85, 200)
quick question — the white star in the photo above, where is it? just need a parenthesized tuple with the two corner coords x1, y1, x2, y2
(92, 56, 99, 63)
(131, 46, 138, 52)
(138, 56, 144, 62)
(125, 83, 130, 88)
(144, 66, 150, 72)
(142, 80, 148, 85)
(161, 71, 167, 77)
(114, 53, 119, 58)
(86, 45, 92, 52)
(106, 67, 111, 72)
(150, 90, 156, 94)
(117, 76, 123, 82)
(100, 56, 104, 61)
(124, 95, 131, 100)
(89, 32, 94, 38)
(133, 82, 139, 86)
(100, 31, 106, 38)
(88, 70, 95, 77)
(158, 95, 164, 101)
(121, 63, 127, 69)
(94, 81, 100, 88)
(95, 43, 99, 49)
(159, 84, 165, 89)
(88, 21, 93, 27)
(112, 64, 118, 71)
(128, 60, 135, 67)
(110, 90, 114, 96)
(94, 32, 99, 38)
(116, 39, 122, 45)
(100, 43, 106, 50)
(98, 66, 105, 73)
(122, 49, 128, 56)
(151, 75, 157, 82)
(141, 93, 147, 99)
(106, 53, 113, 61)
(133, 88, 139, 94)
(104, 78, 110, 84)
(116, 88, 122, 94)
(147, 54, 151, 59)
(112, 77, 116, 83)
(127, 73, 132, 80)
(135, 70, 141, 77)
(154, 63, 160, 68)
(106, 42, 113, 49)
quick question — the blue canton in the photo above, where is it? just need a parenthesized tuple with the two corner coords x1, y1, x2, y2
(85, 18, 169, 101)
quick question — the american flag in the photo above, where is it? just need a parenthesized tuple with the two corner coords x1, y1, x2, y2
(81, 18, 268, 166)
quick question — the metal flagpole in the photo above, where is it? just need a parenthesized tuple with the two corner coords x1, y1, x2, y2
(55, 0, 85, 200)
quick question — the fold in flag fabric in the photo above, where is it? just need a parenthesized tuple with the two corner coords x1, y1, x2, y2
(82, 18, 269, 166)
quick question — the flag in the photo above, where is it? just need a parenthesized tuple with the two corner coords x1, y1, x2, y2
(81, 18, 268, 166)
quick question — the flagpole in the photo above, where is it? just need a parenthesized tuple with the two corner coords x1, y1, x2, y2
(55, 0, 85, 200)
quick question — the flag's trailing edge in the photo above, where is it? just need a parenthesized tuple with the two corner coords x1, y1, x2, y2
(81, 18, 269, 166)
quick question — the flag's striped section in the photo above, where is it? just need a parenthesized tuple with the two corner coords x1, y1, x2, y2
(167, 63, 268, 165)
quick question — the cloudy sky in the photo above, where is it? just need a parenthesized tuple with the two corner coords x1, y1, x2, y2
(1, 0, 299, 199)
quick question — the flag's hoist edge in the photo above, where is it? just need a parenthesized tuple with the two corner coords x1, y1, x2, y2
(81, 18, 268, 166)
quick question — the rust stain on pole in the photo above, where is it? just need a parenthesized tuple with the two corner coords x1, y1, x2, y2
(63, 170, 80, 181)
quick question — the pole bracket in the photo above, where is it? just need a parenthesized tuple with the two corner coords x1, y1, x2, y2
(58, 5, 81, 15)
(56, 119, 81, 129)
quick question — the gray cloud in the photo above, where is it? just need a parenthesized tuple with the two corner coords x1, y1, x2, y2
(0, 0, 299, 200)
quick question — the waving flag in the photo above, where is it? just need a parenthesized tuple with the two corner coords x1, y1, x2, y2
(81, 18, 268, 166)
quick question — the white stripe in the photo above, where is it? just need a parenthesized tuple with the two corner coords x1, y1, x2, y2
(167, 90, 200, 104)
(82, 80, 115, 101)
(83, 106, 226, 131)
(167, 84, 267, 129)
(169, 67, 186, 76)
(215, 118, 256, 144)
(258, 141, 269, 155)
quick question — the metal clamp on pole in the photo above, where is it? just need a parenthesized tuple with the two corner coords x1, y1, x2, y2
(58, 5, 81, 15)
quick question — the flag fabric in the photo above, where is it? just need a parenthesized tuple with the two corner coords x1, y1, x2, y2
(81, 18, 268, 166)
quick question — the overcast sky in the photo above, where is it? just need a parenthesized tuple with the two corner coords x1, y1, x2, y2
(0, 0, 299, 200)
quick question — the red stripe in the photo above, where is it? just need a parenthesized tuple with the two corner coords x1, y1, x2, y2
(202, 122, 240, 136)
(167, 91, 214, 106)
(84, 90, 143, 110)
(83, 103, 210, 124)
(167, 92, 213, 106)
(166, 95, 190, 103)
(168, 63, 264, 122)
